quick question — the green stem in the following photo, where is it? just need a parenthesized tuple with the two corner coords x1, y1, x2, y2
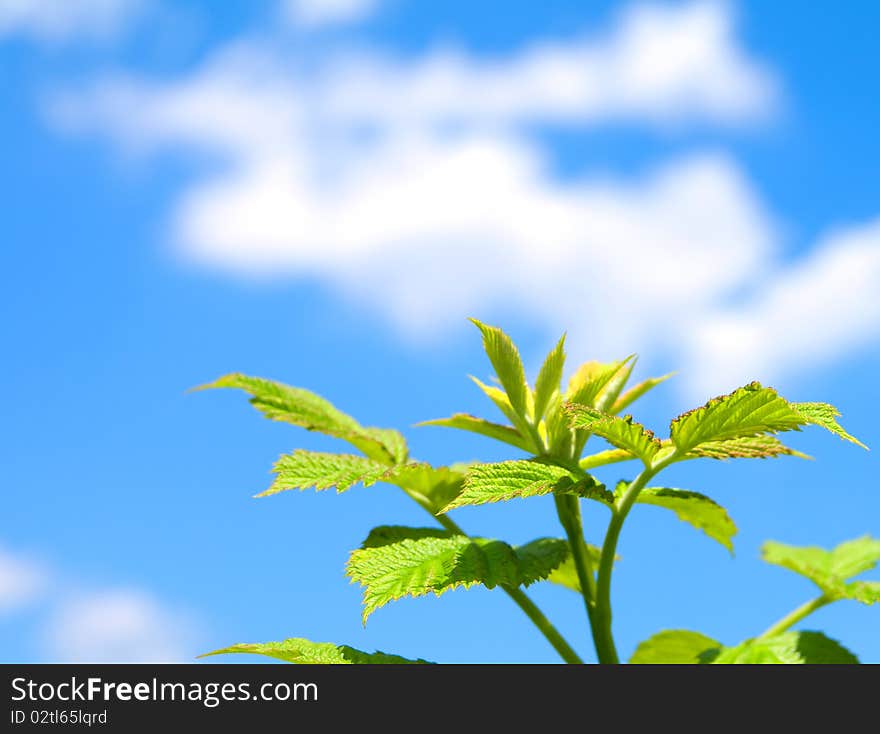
(593, 456, 671, 664)
(407, 489, 584, 665)
(757, 595, 831, 640)
(554, 495, 605, 661)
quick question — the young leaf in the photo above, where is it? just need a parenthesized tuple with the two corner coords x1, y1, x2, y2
(469, 319, 530, 420)
(762, 536, 880, 603)
(579, 448, 638, 470)
(200, 638, 431, 664)
(442, 460, 610, 512)
(629, 630, 722, 664)
(565, 404, 661, 464)
(544, 392, 574, 456)
(634, 487, 738, 553)
(566, 357, 634, 411)
(711, 631, 858, 664)
(791, 402, 868, 449)
(196, 373, 407, 464)
(261, 450, 392, 497)
(612, 372, 675, 414)
(346, 528, 569, 621)
(417, 414, 532, 452)
(687, 435, 810, 460)
(532, 334, 566, 422)
(385, 464, 466, 514)
(469, 376, 537, 446)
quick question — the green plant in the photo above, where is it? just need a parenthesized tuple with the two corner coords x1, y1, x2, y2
(197, 319, 877, 664)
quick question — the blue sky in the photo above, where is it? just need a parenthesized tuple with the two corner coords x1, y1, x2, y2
(1, 0, 878, 663)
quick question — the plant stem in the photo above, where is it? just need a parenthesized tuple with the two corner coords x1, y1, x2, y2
(592, 460, 667, 664)
(757, 595, 831, 640)
(406, 489, 584, 664)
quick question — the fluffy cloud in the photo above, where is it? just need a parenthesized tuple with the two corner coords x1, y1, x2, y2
(48, 1, 880, 386)
(44, 589, 196, 662)
(281, 0, 378, 28)
(0, 0, 144, 42)
(0, 547, 47, 614)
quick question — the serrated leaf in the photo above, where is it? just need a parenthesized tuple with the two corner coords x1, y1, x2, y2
(629, 630, 722, 664)
(417, 414, 531, 452)
(261, 450, 392, 497)
(545, 546, 603, 593)
(533, 334, 566, 422)
(711, 631, 858, 664)
(612, 372, 675, 414)
(346, 528, 569, 621)
(358, 526, 451, 548)
(792, 402, 868, 449)
(847, 581, 880, 605)
(470, 319, 530, 420)
(385, 464, 466, 514)
(687, 435, 810, 460)
(196, 373, 407, 464)
(636, 487, 738, 553)
(200, 638, 431, 664)
(442, 460, 610, 512)
(762, 535, 880, 603)
(670, 382, 809, 454)
(565, 404, 661, 463)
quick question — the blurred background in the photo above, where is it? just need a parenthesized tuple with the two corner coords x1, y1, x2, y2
(1, 0, 878, 663)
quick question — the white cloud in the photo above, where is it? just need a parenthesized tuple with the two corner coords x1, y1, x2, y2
(49, 2, 778, 357)
(0, 547, 47, 614)
(45, 589, 196, 662)
(685, 219, 880, 395)
(0, 0, 144, 42)
(319, 0, 775, 127)
(282, 0, 378, 29)
(51, 2, 880, 387)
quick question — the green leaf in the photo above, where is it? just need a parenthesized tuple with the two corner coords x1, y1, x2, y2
(565, 357, 635, 411)
(545, 546, 603, 593)
(565, 404, 661, 464)
(469, 376, 537, 446)
(612, 372, 675, 414)
(629, 630, 722, 664)
(533, 334, 566, 423)
(711, 631, 858, 664)
(260, 450, 392, 497)
(762, 535, 880, 603)
(417, 414, 531, 452)
(687, 435, 810, 460)
(442, 460, 610, 512)
(470, 319, 530, 420)
(579, 448, 638, 471)
(195, 373, 407, 464)
(346, 528, 569, 621)
(847, 581, 880, 605)
(385, 464, 466, 515)
(200, 638, 431, 664)
(635, 487, 738, 553)
(791, 402, 868, 449)
(544, 392, 574, 456)
(670, 382, 808, 454)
